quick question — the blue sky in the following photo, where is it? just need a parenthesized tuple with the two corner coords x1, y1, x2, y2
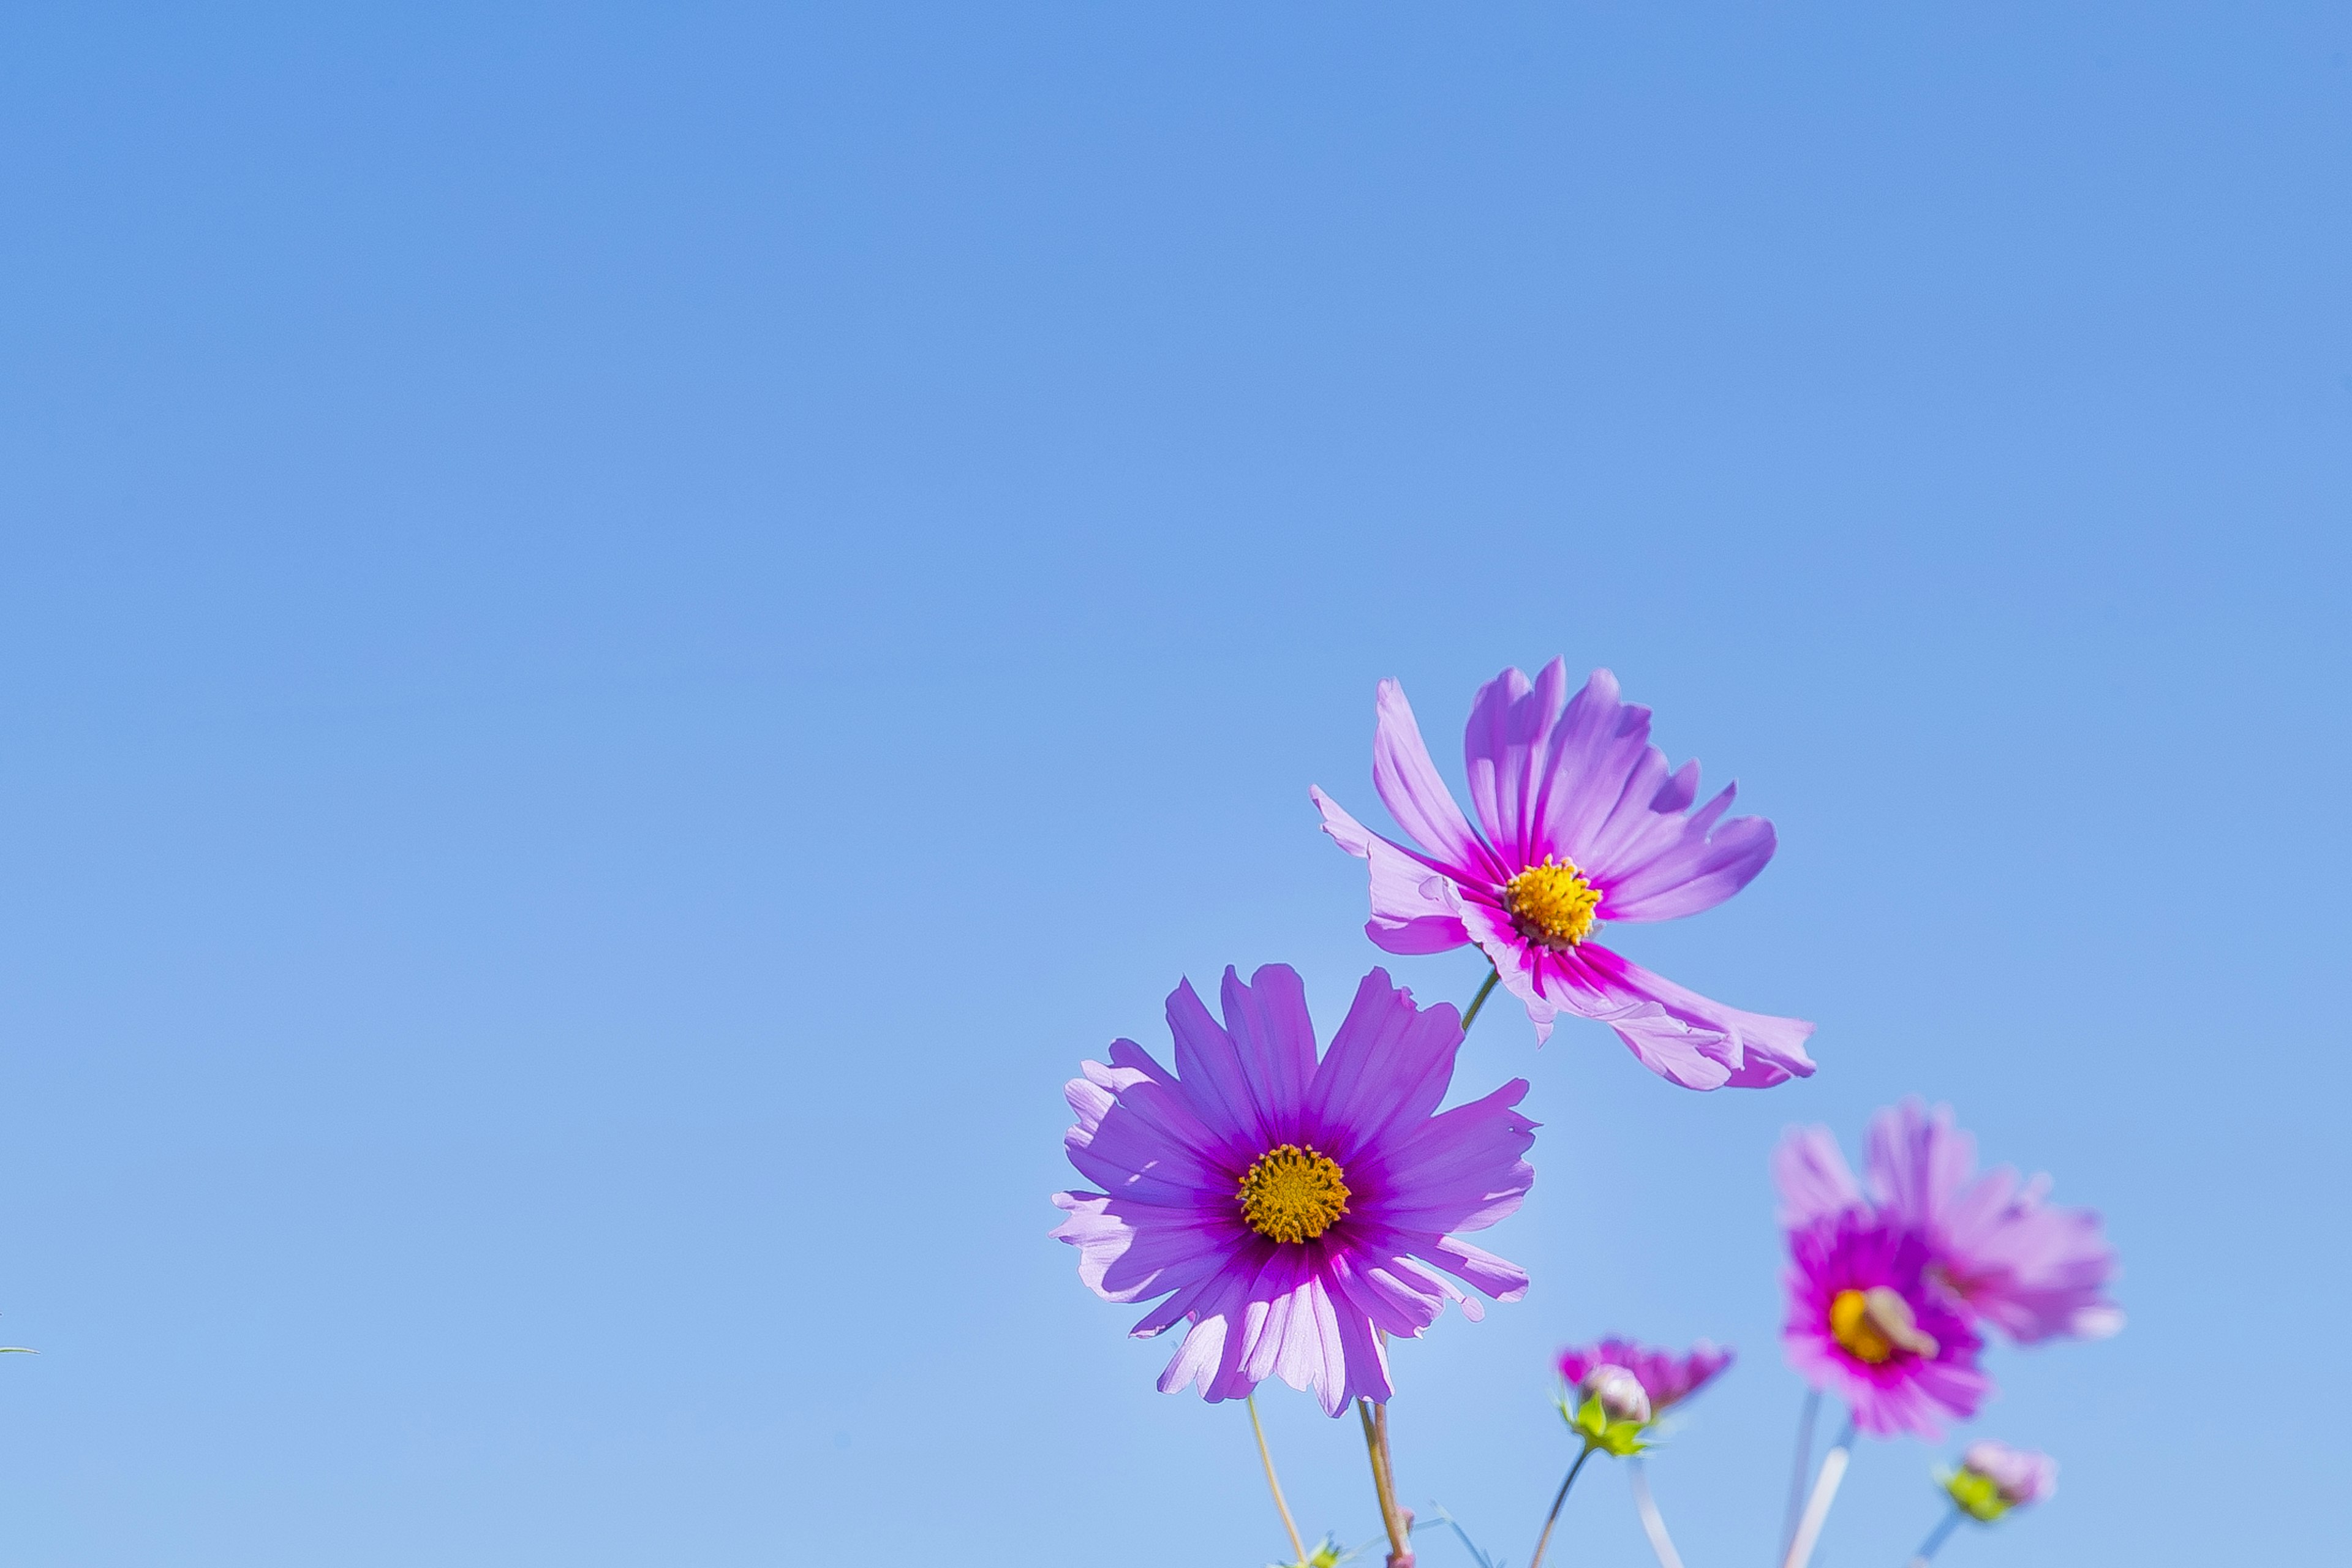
(1, 5, 2346, 1564)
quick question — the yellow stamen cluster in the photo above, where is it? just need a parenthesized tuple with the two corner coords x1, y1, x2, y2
(1829, 1286, 1940, 1365)
(1502, 857, 1602, 950)
(1237, 1144, 1352, 1244)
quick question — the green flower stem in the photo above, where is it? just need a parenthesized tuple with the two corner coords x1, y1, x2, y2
(1248, 1395, 1308, 1568)
(1905, 1506, 1963, 1567)
(1355, 1397, 1414, 1568)
(1459, 970, 1501, 1035)
(1525, 1444, 1595, 1568)
(1629, 1458, 1684, 1568)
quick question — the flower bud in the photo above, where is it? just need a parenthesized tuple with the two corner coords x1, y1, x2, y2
(1945, 1441, 2057, 1521)
(1578, 1363, 1652, 1426)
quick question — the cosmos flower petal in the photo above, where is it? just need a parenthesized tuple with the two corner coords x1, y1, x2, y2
(1325, 1243, 1449, 1339)
(1414, 1232, 1531, 1302)
(1219, 963, 1319, 1134)
(1310, 786, 1474, 954)
(1324, 1280, 1393, 1411)
(1773, 1125, 1866, 1229)
(1597, 796, 1779, 924)
(1304, 968, 1465, 1156)
(1361, 1079, 1536, 1232)
(1565, 944, 1817, 1089)
(1864, 1099, 1978, 1230)
(1064, 1065, 1228, 1204)
(1371, 678, 1502, 883)
(1862, 1099, 2124, 1345)
(1164, 975, 1274, 1154)
(1520, 667, 1659, 867)
(1049, 1191, 1236, 1306)
(1463, 658, 1570, 866)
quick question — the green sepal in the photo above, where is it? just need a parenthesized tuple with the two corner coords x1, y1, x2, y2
(1596, 1418, 1651, 1457)
(1557, 1392, 1648, 1455)
(1940, 1467, 2011, 1523)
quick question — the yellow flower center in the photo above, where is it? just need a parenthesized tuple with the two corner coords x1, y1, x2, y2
(1237, 1144, 1352, 1244)
(1502, 857, 1602, 949)
(1829, 1286, 1940, 1365)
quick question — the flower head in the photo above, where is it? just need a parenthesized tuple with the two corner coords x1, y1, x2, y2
(1782, 1210, 1989, 1439)
(1944, 1441, 2057, 1521)
(1556, 1336, 1735, 1417)
(1311, 662, 1814, 1091)
(1052, 964, 1537, 1415)
(1775, 1099, 2123, 1345)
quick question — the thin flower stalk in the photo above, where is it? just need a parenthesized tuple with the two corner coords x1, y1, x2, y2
(1782, 1419, 1858, 1568)
(1905, 1506, 1963, 1567)
(1248, 1395, 1307, 1568)
(1629, 1460, 1684, 1568)
(1459, 969, 1501, 1034)
(1525, 1445, 1594, 1568)
(1357, 1397, 1414, 1567)
(1779, 1389, 1819, 1558)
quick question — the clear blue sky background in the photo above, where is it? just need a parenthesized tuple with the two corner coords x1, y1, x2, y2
(2, 6, 2346, 1565)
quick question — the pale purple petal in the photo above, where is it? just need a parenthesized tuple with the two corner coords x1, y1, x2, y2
(1774, 1126, 1865, 1228)
(1523, 666, 1660, 864)
(1596, 799, 1778, 924)
(1303, 968, 1464, 1157)
(1414, 1232, 1531, 1301)
(1463, 660, 1570, 867)
(1557, 944, 1817, 1090)
(1311, 786, 1474, 954)
(1219, 964, 1319, 1134)
(1865, 1099, 2124, 1345)
(1359, 1079, 1536, 1233)
(1164, 975, 1280, 1155)
(1050, 1191, 1236, 1306)
(1372, 678, 1504, 883)
(1864, 1099, 1977, 1231)
(1063, 1063, 1227, 1205)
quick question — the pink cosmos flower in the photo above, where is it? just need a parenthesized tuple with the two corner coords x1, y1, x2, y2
(1557, 1336, 1735, 1417)
(1774, 1099, 2122, 1344)
(1782, 1209, 1989, 1439)
(1311, 661, 1814, 1091)
(1050, 963, 1536, 1415)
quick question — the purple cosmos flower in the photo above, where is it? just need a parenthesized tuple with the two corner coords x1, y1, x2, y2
(1775, 1099, 2122, 1344)
(1782, 1209, 1989, 1439)
(1956, 1440, 2058, 1513)
(1556, 1336, 1735, 1417)
(1050, 963, 1536, 1415)
(1311, 661, 1814, 1091)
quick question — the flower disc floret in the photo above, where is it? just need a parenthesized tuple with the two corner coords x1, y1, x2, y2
(1238, 1144, 1351, 1243)
(1829, 1286, 1939, 1365)
(1502, 857, 1602, 949)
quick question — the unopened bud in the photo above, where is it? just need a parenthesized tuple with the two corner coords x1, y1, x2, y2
(1945, 1441, 2056, 1521)
(1578, 1363, 1652, 1426)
